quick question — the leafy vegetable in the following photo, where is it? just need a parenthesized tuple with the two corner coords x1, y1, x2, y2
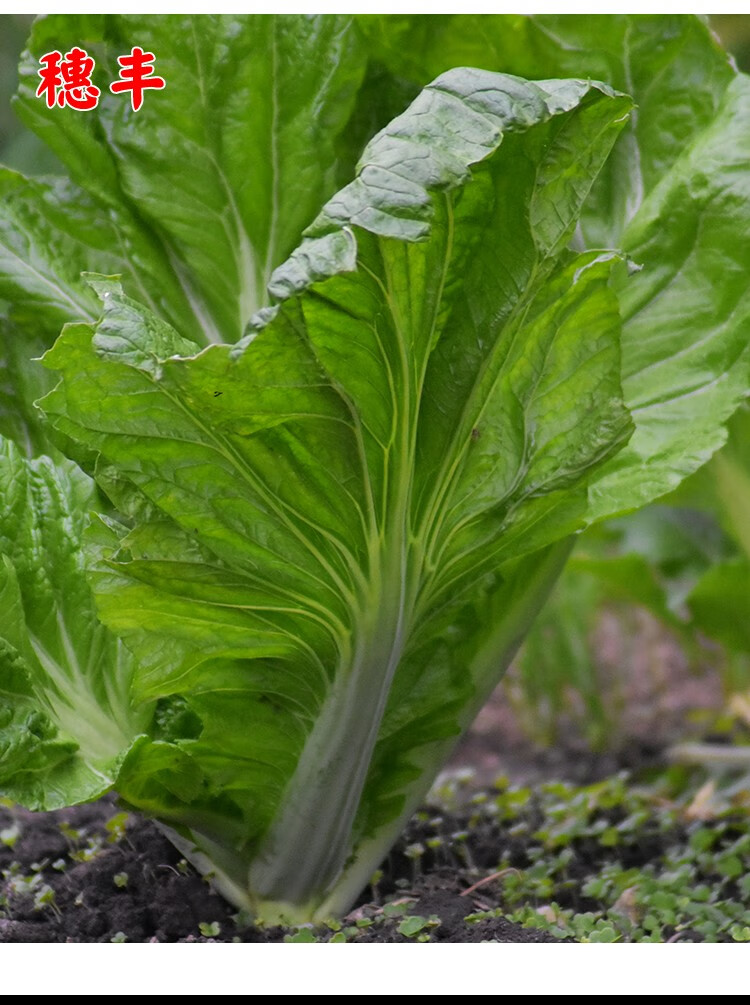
(1, 14, 749, 923)
(39, 69, 633, 917)
(0, 438, 144, 808)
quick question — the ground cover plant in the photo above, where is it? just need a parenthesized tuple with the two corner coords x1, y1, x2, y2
(1, 14, 749, 927)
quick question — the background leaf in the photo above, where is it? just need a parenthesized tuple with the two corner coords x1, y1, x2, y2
(11, 14, 367, 344)
(357, 15, 750, 519)
(0, 437, 146, 808)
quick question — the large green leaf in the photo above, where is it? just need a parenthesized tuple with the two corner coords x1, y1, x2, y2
(361, 15, 750, 523)
(0, 14, 367, 463)
(676, 404, 750, 669)
(0, 437, 146, 808)
(0, 164, 193, 456)
(589, 76, 750, 517)
(359, 14, 733, 245)
(11, 14, 366, 345)
(0, 169, 99, 337)
(0, 165, 200, 339)
(40, 71, 632, 916)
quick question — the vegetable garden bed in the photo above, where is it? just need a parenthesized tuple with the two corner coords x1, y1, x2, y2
(3, 763, 750, 943)
(2, 14, 750, 937)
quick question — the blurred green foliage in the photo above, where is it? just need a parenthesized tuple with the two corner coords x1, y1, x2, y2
(713, 14, 750, 71)
(511, 405, 750, 750)
(0, 17, 32, 163)
(0, 14, 60, 173)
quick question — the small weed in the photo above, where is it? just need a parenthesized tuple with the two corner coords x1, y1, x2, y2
(58, 821, 82, 844)
(32, 884, 58, 916)
(105, 813, 130, 843)
(404, 842, 425, 882)
(368, 867, 383, 900)
(382, 899, 413, 918)
(231, 907, 254, 928)
(0, 824, 20, 848)
(397, 914, 440, 939)
(283, 926, 318, 943)
(68, 833, 105, 864)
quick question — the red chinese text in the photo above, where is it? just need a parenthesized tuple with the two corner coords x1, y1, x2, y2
(109, 46, 166, 112)
(36, 47, 101, 111)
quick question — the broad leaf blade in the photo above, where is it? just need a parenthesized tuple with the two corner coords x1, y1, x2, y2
(0, 165, 204, 456)
(689, 559, 750, 656)
(0, 169, 100, 337)
(360, 15, 750, 519)
(589, 76, 750, 519)
(0, 315, 53, 457)
(358, 13, 733, 245)
(12, 14, 367, 343)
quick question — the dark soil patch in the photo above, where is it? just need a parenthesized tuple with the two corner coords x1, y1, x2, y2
(0, 799, 227, 943)
(0, 795, 561, 943)
(2, 766, 748, 943)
